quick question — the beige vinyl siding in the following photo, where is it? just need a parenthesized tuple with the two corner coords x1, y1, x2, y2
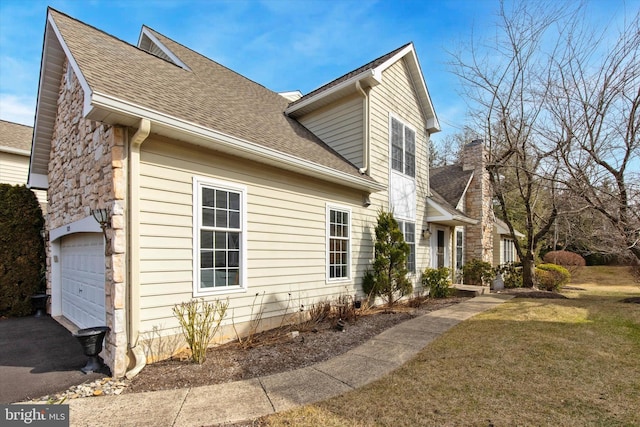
(368, 58, 431, 284)
(137, 137, 376, 336)
(297, 94, 364, 168)
(0, 151, 29, 185)
(0, 151, 48, 209)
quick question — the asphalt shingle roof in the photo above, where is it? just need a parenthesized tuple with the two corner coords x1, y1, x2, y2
(49, 9, 376, 182)
(429, 164, 473, 208)
(0, 120, 33, 152)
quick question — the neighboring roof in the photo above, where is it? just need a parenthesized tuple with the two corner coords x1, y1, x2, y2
(429, 164, 473, 208)
(426, 189, 477, 226)
(30, 8, 385, 192)
(495, 218, 525, 238)
(0, 120, 33, 155)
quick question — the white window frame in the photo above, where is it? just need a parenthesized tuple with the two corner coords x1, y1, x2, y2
(193, 176, 248, 296)
(397, 220, 416, 274)
(503, 238, 514, 264)
(326, 204, 352, 283)
(389, 114, 416, 178)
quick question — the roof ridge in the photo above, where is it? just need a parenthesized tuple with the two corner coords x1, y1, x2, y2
(143, 26, 277, 96)
(290, 42, 413, 107)
(48, 8, 183, 71)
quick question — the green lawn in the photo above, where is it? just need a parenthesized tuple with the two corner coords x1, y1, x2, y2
(262, 267, 640, 426)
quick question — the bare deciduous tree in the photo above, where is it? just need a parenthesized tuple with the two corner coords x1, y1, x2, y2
(448, 0, 571, 287)
(547, 9, 640, 261)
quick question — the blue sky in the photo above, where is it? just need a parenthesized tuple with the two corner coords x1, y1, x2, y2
(0, 0, 637, 147)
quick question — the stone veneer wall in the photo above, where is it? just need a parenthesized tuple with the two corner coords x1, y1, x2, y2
(46, 58, 128, 376)
(462, 140, 494, 265)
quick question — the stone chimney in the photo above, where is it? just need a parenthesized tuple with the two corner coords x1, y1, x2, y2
(462, 140, 494, 264)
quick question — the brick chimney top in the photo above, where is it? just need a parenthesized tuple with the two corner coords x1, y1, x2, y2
(462, 139, 485, 172)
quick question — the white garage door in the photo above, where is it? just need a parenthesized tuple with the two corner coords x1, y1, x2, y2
(61, 233, 106, 329)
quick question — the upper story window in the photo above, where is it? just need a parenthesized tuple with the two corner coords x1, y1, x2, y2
(193, 177, 247, 296)
(391, 117, 416, 178)
(327, 205, 351, 281)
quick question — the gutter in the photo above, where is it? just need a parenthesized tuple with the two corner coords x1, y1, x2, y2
(355, 81, 370, 175)
(89, 92, 384, 193)
(125, 118, 150, 379)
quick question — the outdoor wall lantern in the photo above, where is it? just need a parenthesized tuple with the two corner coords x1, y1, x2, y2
(91, 206, 111, 236)
(422, 226, 432, 239)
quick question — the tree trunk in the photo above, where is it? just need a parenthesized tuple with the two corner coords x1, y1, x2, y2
(521, 254, 537, 288)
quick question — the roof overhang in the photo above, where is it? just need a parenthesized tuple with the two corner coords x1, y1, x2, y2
(495, 219, 525, 238)
(29, 10, 93, 190)
(0, 146, 30, 156)
(426, 197, 478, 226)
(28, 10, 384, 194)
(286, 43, 440, 133)
(88, 92, 386, 193)
(285, 69, 382, 117)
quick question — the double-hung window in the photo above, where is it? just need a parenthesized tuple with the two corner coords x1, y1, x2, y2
(397, 220, 416, 273)
(391, 117, 416, 178)
(327, 205, 351, 281)
(194, 177, 246, 295)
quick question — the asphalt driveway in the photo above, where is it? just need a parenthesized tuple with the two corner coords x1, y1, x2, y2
(0, 315, 105, 403)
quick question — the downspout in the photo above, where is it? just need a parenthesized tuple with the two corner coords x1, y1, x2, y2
(355, 81, 370, 175)
(125, 118, 150, 379)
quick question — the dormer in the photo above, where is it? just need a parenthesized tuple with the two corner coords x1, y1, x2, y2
(137, 26, 191, 71)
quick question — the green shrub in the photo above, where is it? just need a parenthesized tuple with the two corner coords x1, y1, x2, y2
(535, 263, 571, 291)
(173, 298, 229, 364)
(422, 267, 452, 298)
(0, 184, 45, 317)
(496, 262, 523, 288)
(462, 259, 494, 286)
(543, 251, 586, 267)
(361, 269, 376, 297)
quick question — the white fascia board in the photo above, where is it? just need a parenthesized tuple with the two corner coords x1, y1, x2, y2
(374, 43, 441, 134)
(90, 92, 385, 193)
(28, 173, 49, 190)
(285, 69, 379, 115)
(0, 147, 30, 156)
(137, 27, 191, 71)
(46, 13, 94, 117)
(455, 172, 475, 211)
(427, 198, 453, 219)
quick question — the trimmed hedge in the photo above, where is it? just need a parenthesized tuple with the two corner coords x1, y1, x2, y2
(535, 263, 571, 291)
(0, 184, 46, 317)
(543, 250, 586, 267)
(462, 259, 494, 286)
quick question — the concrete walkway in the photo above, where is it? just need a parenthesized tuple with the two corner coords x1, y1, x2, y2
(66, 294, 513, 427)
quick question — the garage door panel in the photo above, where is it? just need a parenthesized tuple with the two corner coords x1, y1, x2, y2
(61, 233, 105, 329)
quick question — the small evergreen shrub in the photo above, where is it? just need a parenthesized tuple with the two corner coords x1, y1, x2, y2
(371, 210, 412, 306)
(535, 263, 571, 291)
(0, 184, 46, 317)
(543, 251, 586, 267)
(496, 262, 523, 288)
(462, 259, 494, 286)
(422, 267, 452, 298)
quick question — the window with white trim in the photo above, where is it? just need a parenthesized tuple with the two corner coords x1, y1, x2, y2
(327, 206, 351, 281)
(194, 178, 246, 294)
(398, 220, 416, 273)
(503, 238, 515, 264)
(456, 229, 464, 270)
(391, 117, 416, 178)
